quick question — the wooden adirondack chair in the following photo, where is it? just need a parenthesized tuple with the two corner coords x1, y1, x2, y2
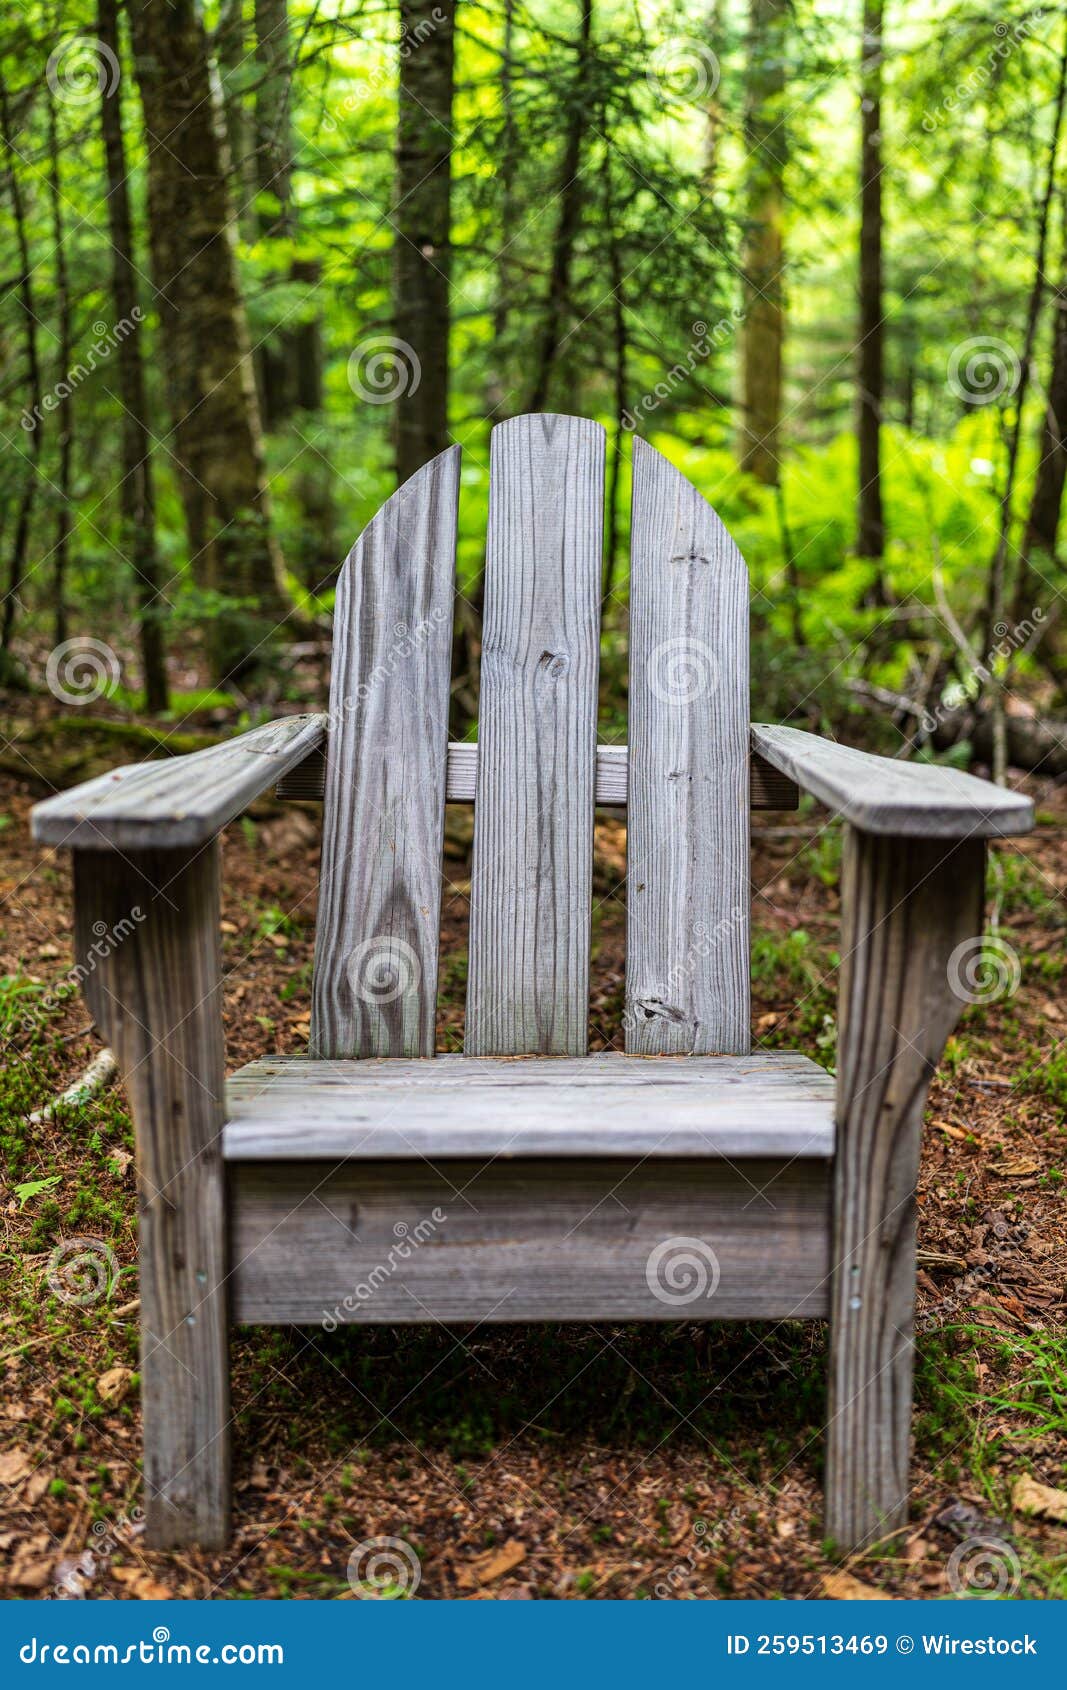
(32, 414, 1034, 1556)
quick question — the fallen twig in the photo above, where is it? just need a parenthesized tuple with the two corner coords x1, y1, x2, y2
(29, 1047, 117, 1124)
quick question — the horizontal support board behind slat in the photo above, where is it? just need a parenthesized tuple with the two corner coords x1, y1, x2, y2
(230, 1157, 831, 1324)
(276, 740, 799, 810)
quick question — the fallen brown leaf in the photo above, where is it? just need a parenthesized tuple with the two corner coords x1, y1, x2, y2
(0, 1448, 32, 1487)
(1012, 1475, 1067, 1523)
(97, 1366, 134, 1407)
(22, 1471, 49, 1505)
(821, 1572, 893, 1600)
(456, 1538, 527, 1588)
(113, 1566, 172, 1599)
(9, 1557, 53, 1591)
(990, 1157, 1041, 1178)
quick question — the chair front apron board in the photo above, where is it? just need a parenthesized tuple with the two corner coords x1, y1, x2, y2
(32, 413, 1034, 1553)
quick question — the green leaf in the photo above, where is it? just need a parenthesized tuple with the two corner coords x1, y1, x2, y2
(15, 1175, 62, 1209)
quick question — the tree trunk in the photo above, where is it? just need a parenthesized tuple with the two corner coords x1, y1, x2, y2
(0, 72, 43, 660)
(486, 0, 517, 417)
(1013, 223, 1067, 621)
(857, 0, 885, 571)
(393, 0, 455, 486)
(127, 0, 289, 682)
(46, 91, 73, 649)
(253, 0, 322, 425)
(739, 0, 786, 485)
(525, 3, 594, 415)
(703, 0, 724, 189)
(215, 0, 258, 241)
(98, 0, 169, 712)
(604, 193, 627, 605)
(983, 18, 1067, 779)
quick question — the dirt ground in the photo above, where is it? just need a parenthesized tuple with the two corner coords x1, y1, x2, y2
(1, 749, 1065, 1600)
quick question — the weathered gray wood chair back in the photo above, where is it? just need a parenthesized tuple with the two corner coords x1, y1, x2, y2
(311, 412, 750, 1061)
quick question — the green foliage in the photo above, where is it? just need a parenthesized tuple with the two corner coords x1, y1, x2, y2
(0, 0, 1060, 724)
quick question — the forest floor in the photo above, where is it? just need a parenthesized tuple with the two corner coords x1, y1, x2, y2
(1, 712, 1066, 1601)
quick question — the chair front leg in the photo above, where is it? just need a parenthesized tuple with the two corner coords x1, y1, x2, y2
(826, 828, 986, 1552)
(73, 842, 230, 1549)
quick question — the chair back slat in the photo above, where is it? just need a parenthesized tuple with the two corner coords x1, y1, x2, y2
(311, 447, 460, 1057)
(625, 438, 750, 1054)
(465, 414, 605, 1055)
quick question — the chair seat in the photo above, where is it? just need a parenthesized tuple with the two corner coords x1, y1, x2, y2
(223, 1050, 835, 1161)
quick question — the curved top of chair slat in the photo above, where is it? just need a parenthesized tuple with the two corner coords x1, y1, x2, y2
(626, 435, 751, 1056)
(466, 412, 605, 1056)
(310, 445, 460, 1059)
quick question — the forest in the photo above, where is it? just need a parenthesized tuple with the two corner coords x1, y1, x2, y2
(1, 0, 1066, 1606)
(0, 0, 1065, 760)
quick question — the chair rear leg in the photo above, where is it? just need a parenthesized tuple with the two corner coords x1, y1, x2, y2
(826, 829, 986, 1551)
(73, 844, 231, 1548)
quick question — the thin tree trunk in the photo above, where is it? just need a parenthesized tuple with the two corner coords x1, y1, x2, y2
(487, 0, 517, 417)
(394, 0, 455, 485)
(703, 0, 724, 189)
(215, 0, 258, 240)
(253, 0, 322, 425)
(0, 73, 43, 658)
(46, 92, 73, 649)
(604, 204, 627, 605)
(525, 2, 594, 415)
(739, 0, 786, 484)
(984, 19, 1067, 778)
(128, 0, 289, 683)
(98, 0, 169, 712)
(1013, 213, 1067, 620)
(857, 0, 886, 579)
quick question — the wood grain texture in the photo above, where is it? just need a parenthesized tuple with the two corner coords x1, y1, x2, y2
(275, 737, 798, 810)
(73, 845, 229, 1549)
(466, 414, 604, 1055)
(311, 447, 459, 1058)
(32, 714, 326, 848)
(826, 829, 986, 1551)
(752, 722, 1034, 838)
(231, 1157, 832, 1323)
(626, 438, 751, 1055)
(222, 1051, 836, 1160)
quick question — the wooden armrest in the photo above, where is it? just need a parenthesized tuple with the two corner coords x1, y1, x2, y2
(31, 713, 327, 850)
(751, 723, 1034, 839)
